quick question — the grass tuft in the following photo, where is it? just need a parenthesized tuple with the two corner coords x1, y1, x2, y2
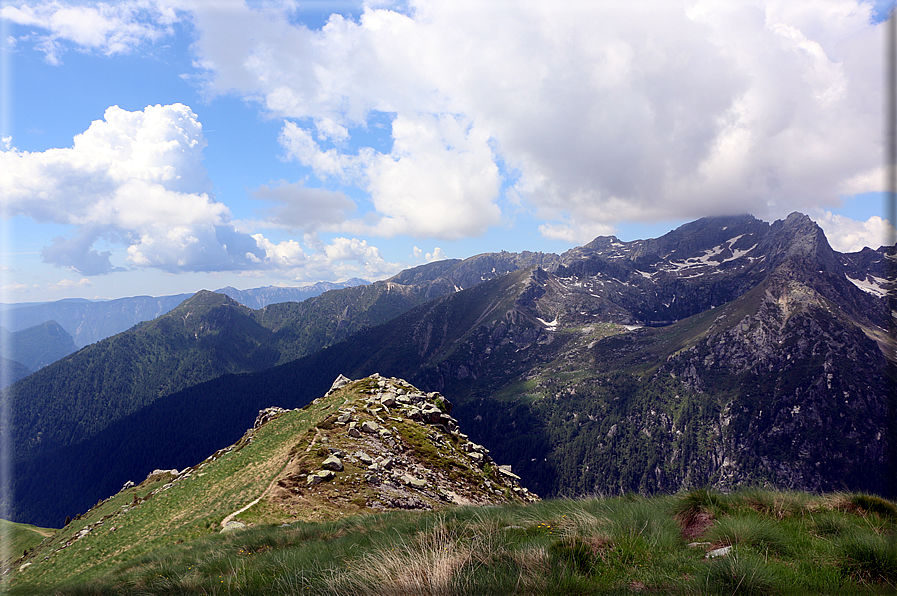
(838, 533, 897, 587)
(698, 549, 780, 595)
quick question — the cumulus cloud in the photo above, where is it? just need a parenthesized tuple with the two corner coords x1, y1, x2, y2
(814, 211, 896, 252)
(182, 0, 884, 239)
(279, 112, 502, 239)
(1, 101, 400, 281)
(254, 234, 402, 280)
(40, 232, 124, 275)
(6, 1, 889, 254)
(0, 103, 264, 274)
(49, 278, 92, 290)
(0, 0, 180, 64)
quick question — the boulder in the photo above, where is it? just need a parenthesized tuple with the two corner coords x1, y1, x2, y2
(498, 465, 520, 480)
(220, 521, 247, 533)
(253, 407, 288, 429)
(322, 455, 344, 471)
(354, 451, 374, 466)
(361, 420, 380, 434)
(402, 474, 427, 489)
(306, 470, 335, 486)
(329, 374, 352, 393)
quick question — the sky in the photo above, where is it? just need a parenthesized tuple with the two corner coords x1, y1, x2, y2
(0, 0, 895, 303)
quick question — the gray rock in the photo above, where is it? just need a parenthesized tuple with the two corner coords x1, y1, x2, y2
(355, 451, 374, 465)
(498, 465, 520, 480)
(306, 470, 336, 486)
(253, 407, 288, 429)
(706, 546, 732, 558)
(402, 474, 427, 489)
(329, 374, 352, 392)
(348, 422, 362, 438)
(361, 420, 380, 434)
(322, 455, 343, 471)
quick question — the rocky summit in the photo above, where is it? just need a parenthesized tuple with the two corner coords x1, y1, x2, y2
(254, 373, 537, 519)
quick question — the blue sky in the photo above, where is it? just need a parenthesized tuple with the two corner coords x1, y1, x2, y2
(0, 0, 894, 303)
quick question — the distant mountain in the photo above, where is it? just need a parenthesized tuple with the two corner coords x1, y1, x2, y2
(0, 322, 77, 387)
(213, 279, 369, 309)
(7, 212, 894, 527)
(0, 280, 371, 350)
(0, 357, 32, 388)
(4, 255, 549, 502)
(0, 294, 192, 349)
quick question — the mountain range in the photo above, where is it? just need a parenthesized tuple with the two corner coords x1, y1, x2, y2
(0, 279, 369, 349)
(3, 212, 894, 528)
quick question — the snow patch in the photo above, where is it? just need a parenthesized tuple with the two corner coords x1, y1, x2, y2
(536, 316, 559, 329)
(846, 274, 888, 298)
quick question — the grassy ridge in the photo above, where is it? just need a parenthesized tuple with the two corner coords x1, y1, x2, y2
(0, 520, 55, 570)
(7, 489, 896, 595)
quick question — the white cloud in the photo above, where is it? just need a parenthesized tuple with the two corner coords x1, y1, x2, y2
(184, 0, 884, 236)
(6, 1, 889, 257)
(814, 211, 895, 252)
(280, 112, 502, 239)
(0, 282, 35, 293)
(0, 103, 259, 274)
(538, 220, 618, 245)
(255, 234, 402, 280)
(2, 102, 405, 281)
(0, 1, 180, 64)
(49, 278, 91, 290)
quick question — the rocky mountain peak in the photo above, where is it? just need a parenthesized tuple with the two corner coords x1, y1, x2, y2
(81, 374, 538, 535)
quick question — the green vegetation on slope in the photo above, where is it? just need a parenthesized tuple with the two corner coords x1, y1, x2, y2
(0, 520, 55, 570)
(7, 490, 897, 595)
(5, 374, 533, 589)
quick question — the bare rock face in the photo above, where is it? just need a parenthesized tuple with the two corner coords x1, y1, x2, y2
(266, 374, 538, 520)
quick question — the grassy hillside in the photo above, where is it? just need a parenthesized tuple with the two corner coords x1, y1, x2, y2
(6, 374, 533, 591)
(0, 519, 55, 570)
(6, 489, 896, 595)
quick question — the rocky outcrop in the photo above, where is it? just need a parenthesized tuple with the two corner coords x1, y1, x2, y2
(268, 374, 538, 516)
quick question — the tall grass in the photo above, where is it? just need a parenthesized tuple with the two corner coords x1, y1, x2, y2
(12, 489, 897, 596)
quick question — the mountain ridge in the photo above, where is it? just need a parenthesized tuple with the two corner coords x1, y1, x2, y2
(5, 212, 894, 527)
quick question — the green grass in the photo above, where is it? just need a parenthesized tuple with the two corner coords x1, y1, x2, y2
(8, 489, 897, 595)
(0, 519, 56, 571)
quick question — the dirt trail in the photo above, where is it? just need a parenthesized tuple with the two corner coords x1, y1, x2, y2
(220, 429, 324, 529)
